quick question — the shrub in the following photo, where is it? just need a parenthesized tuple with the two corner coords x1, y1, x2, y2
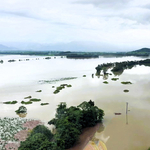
(48, 100, 104, 149)
(18, 133, 52, 150)
(19, 100, 104, 150)
(124, 89, 129, 92)
(67, 84, 72, 87)
(3, 101, 17, 104)
(30, 125, 53, 141)
(21, 101, 32, 104)
(103, 81, 108, 84)
(111, 78, 119, 81)
(15, 106, 27, 114)
(30, 98, 41, 102)
(36, 90, 42, 92)
(121, 81, 132, 84)
(24, 96, 32, 99)
(41, 103, 49, 106)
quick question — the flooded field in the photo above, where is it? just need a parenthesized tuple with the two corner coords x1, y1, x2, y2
(0, 55, 150, 150)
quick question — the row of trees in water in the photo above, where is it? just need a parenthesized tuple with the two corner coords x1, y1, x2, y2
(95, 59, 150, 76)
(18, 100, 104, 150)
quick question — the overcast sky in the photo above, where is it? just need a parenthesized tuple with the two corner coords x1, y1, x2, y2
(0, 0, 150, 51)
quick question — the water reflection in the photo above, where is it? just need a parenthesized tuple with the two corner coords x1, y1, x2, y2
(103, 74, 108, 80)
(84, 123, 108, 150)
(16, 113, 27, 118)
(1, 55, 150, 150)
(92, 74, 94, 78)
(112, 69, 124, 76)
(67, 123, 105, 150)
(15, 106, 27, 118)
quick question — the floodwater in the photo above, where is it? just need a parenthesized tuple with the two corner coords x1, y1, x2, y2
(0, 55, 150, 150)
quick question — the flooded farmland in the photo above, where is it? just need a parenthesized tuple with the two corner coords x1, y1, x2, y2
(0, 55, 150, 150)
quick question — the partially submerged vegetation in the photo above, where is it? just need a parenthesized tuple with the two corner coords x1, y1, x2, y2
(15, 106, 27, 114)
(96, 59, 150, 76)
(67, 84, 72, 87)
(45, 57, 51, 59)
(53, 84, 72, 94)
(121, 81, 132, 84)
(95, 63, 114, 75)
(24, 96, 32, 99)
(3, 101, 17, 104)
(36, 90, 42, 92)
(19, 100, 104, 150)
(39, 77, 77, 84)
(8, 59, 16, 62)
(103, 81, 109, 84)
(111, 78, 119, 81)
(18, 125, 53, 150)
(21, 98, 41, 105)
(30, 98, 41, 102)
(41, 103, 49, 106)
(21, 101, 32, 105)
(124, 89, 129, 93)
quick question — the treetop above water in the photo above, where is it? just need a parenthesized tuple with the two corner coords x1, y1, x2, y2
(19, 100, 104, 150)
(96, 59, 150, 76)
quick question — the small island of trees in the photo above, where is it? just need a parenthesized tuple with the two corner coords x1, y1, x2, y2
(0, 60, 3, 63)
(95, 59, 150, 76)
(18, 100, 104, 150)
(15, 106, 27, 114)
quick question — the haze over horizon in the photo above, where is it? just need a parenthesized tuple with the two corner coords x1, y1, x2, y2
(0, 0, 150, 52)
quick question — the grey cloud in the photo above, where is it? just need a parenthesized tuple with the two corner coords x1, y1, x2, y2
(0, 10, 40, 20)
(91, 5, 150, 25)
(120, 8, 150, 24)
(74, 0, 130, 8)
(104, 12, 150, 25)
(0, 10, 71, 26)
(142, 4, 150, 10)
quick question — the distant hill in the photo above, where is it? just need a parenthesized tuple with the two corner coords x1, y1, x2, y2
(132, 48, 150, 53)
(0, 44, 11, 50)
(0, 44, 17, 51)
(1, 41, 121, 52)
(126, 48, 150, 56)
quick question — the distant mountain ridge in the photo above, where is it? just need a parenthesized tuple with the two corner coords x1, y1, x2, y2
(0, 44, 17, 50)
(126, 48, 150, 56)
(0, 42, 150, 54)
(132, 48, 150, 53)
(0, 44, 11, 50)
(0, 42, 121, 52)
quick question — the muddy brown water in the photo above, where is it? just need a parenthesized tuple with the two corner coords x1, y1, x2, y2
(67, 124, 101, 150)
(0, 55, 150, 150)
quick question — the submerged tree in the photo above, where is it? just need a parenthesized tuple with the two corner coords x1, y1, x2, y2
(15, 106, 27, 114)
(19, 100, 104, 150)
(48, 100, 104, 149)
